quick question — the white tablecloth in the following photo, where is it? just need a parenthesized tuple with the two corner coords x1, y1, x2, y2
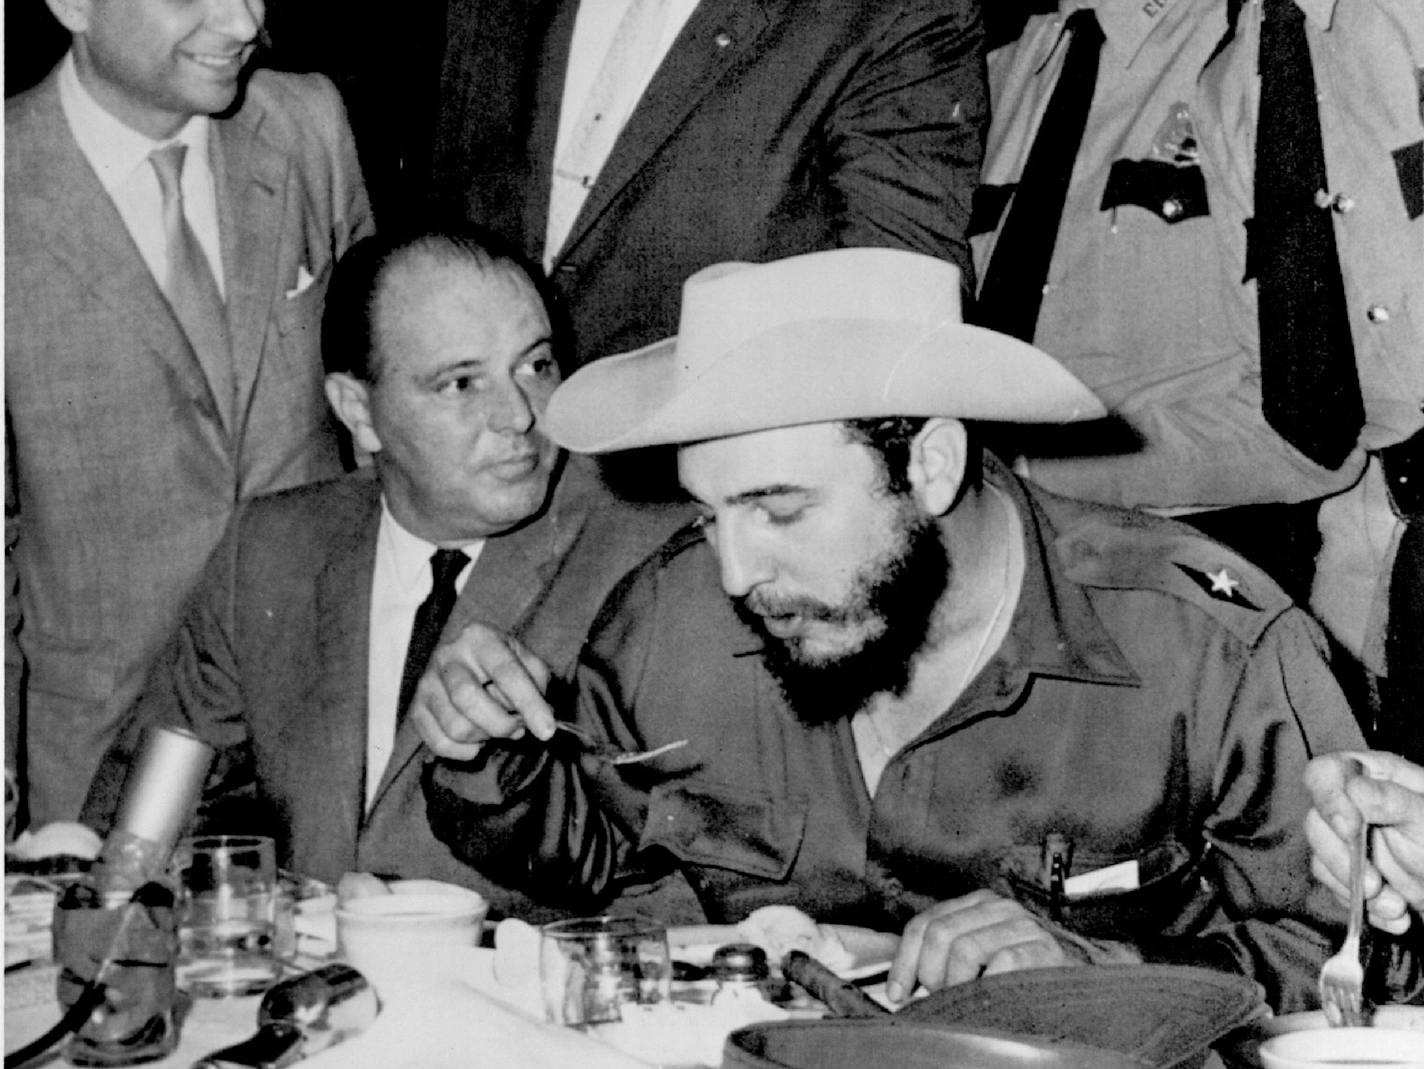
(4, 948, 744, 1068)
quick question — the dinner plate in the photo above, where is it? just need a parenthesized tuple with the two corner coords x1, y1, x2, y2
(668, 924, 899, 981)
(1217, 1005, 1424, 1069)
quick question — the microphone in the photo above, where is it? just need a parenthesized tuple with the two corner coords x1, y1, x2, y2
(38, 727, 216, 1067)
(97, 725, 214, 892)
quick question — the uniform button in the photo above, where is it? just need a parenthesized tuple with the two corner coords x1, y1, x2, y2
(714, 31, 732, 48)
(1161, 197, 1183, 220)
(1367, 304, 1391, 324)
(1331, 193, 1355, 214)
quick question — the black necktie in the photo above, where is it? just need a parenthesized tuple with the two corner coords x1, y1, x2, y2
(975, 9, 1104, 341)
(1380, 436, 1424, 764)
(1252, 0, 1363, 469)
(396, 548, 469, 722)
(1381, 521, 1424, 764)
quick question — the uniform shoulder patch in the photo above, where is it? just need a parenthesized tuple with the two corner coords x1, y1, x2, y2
(1171, 561, 1257, 609)
(1055, 510, 1294, 645)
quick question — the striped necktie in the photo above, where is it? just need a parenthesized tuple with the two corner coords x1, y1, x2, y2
(149, 143, 234, 428)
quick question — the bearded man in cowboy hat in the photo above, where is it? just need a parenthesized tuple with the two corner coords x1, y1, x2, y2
(413, 248, 1367, 1012)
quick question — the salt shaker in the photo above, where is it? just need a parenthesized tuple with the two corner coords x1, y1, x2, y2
(710, 943, 772, 1008)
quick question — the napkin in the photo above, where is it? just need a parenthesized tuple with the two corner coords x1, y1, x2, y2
(299, 949, 655, 1069)
(6, 821, 101, 863)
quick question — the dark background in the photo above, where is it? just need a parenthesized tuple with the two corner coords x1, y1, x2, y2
(4, 0, 449, 224)
(5, 0, 1039, 225)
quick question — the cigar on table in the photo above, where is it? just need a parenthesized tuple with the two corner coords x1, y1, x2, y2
(781, 949, 889, 1018)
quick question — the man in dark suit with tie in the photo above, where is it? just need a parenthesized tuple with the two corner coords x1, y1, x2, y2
(78, 225, 690, 916)
(5, 0, 375, 828)
(424, 0, 988, 371)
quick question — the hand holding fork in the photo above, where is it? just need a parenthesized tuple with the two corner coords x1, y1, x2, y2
(1317, 797, 1367, 1028)
(408, 620, 686, 765)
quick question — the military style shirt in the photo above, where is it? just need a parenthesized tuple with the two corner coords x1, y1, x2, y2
(426, 461, 1365, 1012)
(975, 0, 1424, 510)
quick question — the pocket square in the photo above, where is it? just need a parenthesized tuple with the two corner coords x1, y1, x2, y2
(285, 264, 316, 300)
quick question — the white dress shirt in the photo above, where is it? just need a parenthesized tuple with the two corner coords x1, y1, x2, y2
(544, 0, 700, 267)
(57, 52, 226, 296)
(366, 504, 483, 809)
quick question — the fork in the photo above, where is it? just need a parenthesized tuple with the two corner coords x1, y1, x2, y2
(552, 720, 689, 766)
(1317, 808, 1368, 1027)
(480, 678, 688, 765)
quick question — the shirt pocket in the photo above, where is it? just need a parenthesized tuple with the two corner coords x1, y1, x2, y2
(998, 838, 1209, 943)
(640, 782, 807, 880)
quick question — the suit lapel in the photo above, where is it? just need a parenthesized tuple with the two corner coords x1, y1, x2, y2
(553, 0, 776, 265)
(312, 486, 381, 852)
(369, 466, 593, 810)
(12, 78, 231, 441)
(214, 98, 290, 442)
(522, 0, 580, 252)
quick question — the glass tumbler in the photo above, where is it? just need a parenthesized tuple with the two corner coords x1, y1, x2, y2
(540, 916, 672, 1027)
(173, 835, 281, 997)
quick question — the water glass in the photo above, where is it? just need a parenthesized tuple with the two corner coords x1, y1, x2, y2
(173, 834, 280, 997)
(540, 916, 672, 1026)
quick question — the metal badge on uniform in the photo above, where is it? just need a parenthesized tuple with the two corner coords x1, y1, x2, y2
(1149, 102, 1199, 167)
(1100, 102, 1209, 224)
(1172, 563, 1260, 609)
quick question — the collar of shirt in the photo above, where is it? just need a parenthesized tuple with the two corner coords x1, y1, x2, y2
(1082, 0, 1337, 70)
(376, 501, 485, 598)
(57, 50, 224, 295)
(57, 51, 212, 197)
(1064, 0, 1182, 69)
(966, 458, 1141, 710)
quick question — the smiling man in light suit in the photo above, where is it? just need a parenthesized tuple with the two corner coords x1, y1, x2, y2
(5, 0, 374, 827)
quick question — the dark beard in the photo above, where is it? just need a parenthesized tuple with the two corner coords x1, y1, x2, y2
(733, 509, 950, 727)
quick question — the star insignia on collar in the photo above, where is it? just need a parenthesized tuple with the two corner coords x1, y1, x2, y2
(1208, 568, 1241, 597)
(1173, 562, 1259, 609)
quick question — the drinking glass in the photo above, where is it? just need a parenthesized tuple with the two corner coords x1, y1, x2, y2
(173, 834, 280, 997)
(539, 916, 672, 1026)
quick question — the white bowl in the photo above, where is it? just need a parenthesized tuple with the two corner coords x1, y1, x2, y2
(1259, 1027, 1424, 1069)
(336, 886, 487, 998)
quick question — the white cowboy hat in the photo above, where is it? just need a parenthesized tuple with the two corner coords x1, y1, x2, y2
(543, 247, 1105, 453)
